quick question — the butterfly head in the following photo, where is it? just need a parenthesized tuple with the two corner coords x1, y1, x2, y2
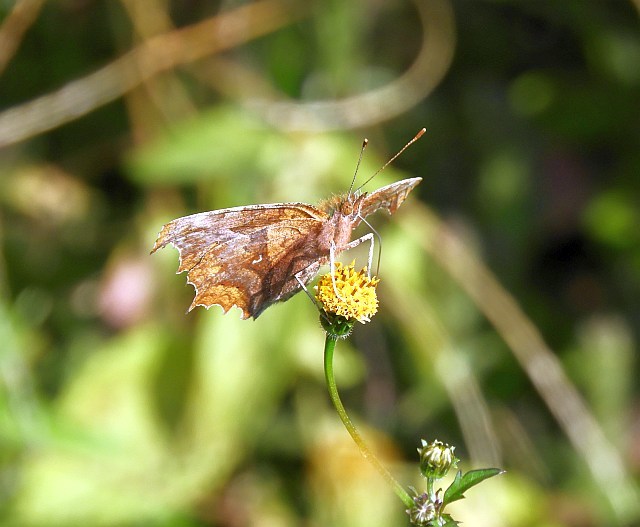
(319, 190, 366, 219)
(344, 191, 368, 217)
(324, 191, 367, 221)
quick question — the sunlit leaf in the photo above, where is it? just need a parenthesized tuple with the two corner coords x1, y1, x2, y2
(443, 468, 505, 506)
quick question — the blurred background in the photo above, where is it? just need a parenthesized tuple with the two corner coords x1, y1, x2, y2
(1, 0, 639, 526)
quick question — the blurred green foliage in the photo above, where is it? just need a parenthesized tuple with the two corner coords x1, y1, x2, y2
(0, 1, 639, 526)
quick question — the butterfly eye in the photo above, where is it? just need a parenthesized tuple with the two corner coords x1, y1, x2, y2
(341, 201, 354, 215)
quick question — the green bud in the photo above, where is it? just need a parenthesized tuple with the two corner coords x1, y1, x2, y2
(418, 439, 457, 480)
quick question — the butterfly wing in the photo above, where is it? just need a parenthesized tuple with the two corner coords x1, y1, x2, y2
(152, 203, 329, 319)
(358, 177, 422, 222)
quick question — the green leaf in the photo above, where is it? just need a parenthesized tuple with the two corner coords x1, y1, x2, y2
(443, 468, 505, 506)
(126, 105, 278, 186)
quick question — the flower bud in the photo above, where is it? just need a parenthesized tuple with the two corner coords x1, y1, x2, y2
(417, 439, 457, 480)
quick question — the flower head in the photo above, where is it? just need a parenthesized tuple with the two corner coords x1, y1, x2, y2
(406, 489, 436, 526)
(315, 261, 379, 322)
(315, 261, 379, 338)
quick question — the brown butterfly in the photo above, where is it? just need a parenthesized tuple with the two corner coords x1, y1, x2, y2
(152, 131, 424, 319)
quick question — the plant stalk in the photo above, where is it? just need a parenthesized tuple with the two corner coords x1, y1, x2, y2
(323, 335, 414, 508)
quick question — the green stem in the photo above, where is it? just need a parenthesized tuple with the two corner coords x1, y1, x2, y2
(323, 335, 414, 509)
(427, 477, 435, 500)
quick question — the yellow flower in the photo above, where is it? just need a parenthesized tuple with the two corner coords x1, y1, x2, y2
(315, 262, 379, 324)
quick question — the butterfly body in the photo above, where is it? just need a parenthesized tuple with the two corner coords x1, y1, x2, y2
(152, 177, 421, 319)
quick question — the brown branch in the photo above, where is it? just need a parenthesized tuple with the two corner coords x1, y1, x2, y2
(0, 0, 46, 75)
(0, 0, 307, 148)
(245, 0, 456, 131)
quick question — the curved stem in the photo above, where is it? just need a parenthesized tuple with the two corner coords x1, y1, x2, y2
(323, 335, 414, 508)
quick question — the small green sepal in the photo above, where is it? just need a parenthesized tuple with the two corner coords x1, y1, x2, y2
(320, 313, 355, 339)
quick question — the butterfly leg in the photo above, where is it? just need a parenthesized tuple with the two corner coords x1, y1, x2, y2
(327, 232, 375, 300)
(329, 241, 345, 300)
(293, 271, 331, 324)
(295, 270, 331, 324)
(357, 216, 382, 276)
(341, 232, 375, 278)
(295, 272, 318, 306)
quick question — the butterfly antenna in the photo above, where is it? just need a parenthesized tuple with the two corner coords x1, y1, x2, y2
(356, 128, 426, 192)
(348, 138, 369, 196)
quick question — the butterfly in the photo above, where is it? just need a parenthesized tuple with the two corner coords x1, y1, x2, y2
(152, 131, 424, 319)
